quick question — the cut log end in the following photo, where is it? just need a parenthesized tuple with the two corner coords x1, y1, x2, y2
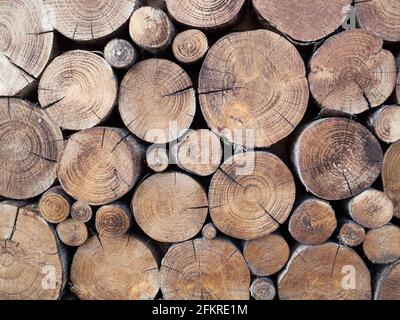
(356, 0, 400, 42)
(374, 261, 400, 300)
(39, 186, 72, 224)
(44, 0, 140, 41)
(160, 238, 250, 300)
(199, 29, 308, 147)
(146, 146, 169, 173)
(348, 188, 394, 229)
(166, 0, 245, 31)
(363, 225, 400, 264)
(209, 151, 296, 240)
(383, 141, 400, 218)
(38, 50, 117, 130)
(58, 127, 144, 206)
(129, 6, 175, 54)
(173, 129, 222, 176)
(172, 29, 208, 64)
(338, 220, 365, 247)
(369, 105, 400, 144)
(289, 198, 337, 245)
(201, 222, 217, 240)
(104, 39, 137, 69)
(71, 234, 159, 300)
(243, 233, 290, 276)
(0, 98, 63, 200)
(253, 0, 352, 43)
(250, 277, 276, 300)
(95, 203, 132, 237)
(309, 29, 396, 114)
(57, 218, 88, 247)
(292, 117, 383, 200)
(132, 171, 208, 242)
(0, 202, 67, 300)
(278, 243, 371, 300)
(70, 201, 93, 223)
(0, 1, 53, 95)
(119, 58, 195, 144)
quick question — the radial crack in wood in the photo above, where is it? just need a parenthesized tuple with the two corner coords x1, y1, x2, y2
(292, 117, 383, 200)
(0, 98, 63, 199)
(199, 30, 309, 147)
(160, 238, 250, 300)
(209, 151, 296, 240)
(58, 127, 144, 206)
(309, 29, 396, 114)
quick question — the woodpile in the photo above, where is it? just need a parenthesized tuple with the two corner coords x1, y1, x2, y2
(0, 0, 399, 301)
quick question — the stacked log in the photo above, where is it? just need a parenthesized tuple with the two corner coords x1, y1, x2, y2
(382, 142, 400, 218)
(309, 29, 396, 114)
(129, 6, 175, 54)
(356, 0, 400, 42)
(292, 117, 383, 200)
(104, 39, 137, 70)
(38, 50, 118, 130)
(39, 186, 72, 224)
(0, 202, 68, 299)
(44, 0, 141, 41)
(160, 238, 250, 299)
(278, 243, 372, 300)
(252, 0, 352, 44)
(0, 1, 53, 95)
(1, 0, 400, 302)
(70, 234, 159, 300)
(132, 172, 208, 242)
(289, 198, 337, 245)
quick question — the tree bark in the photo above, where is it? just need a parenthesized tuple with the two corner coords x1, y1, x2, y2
(250, 277, 276, 300)
(363, 224, 400, 264)
(165, 0, 245, 31)
(160, 238, 250, 300)
(0, 0, 54, 96)
(132, 171, 208, 242)
(368, 105, 400, 144)
(292, 117, 383, 200)
(337, 220, 365, 247)
(278, 243, 371, 300)
(119, 58, 195, 144)
(243, 233, 290, 276)
(199, 29, 309, 148)
(39, 186, 72, 224)
(288, 197, 337, 245)
(43, 0, 141, 42)
(70, 234, 159, 300)
(95, 202, 132, 237)
(309, 29, 396, 114)
(252, 0, 352, 44)
(356, 0, 400, 42)
(0, 98, 63, 200)
(0, 202, 68, 299)
(172, 29, 208, 64)
(382, 141, 400, 218)
(209, 151, 295, 240)
(38, 50, 118, 130)
(171, 129, 223, 176)
(70, 201, 93, 223)
(104, 39, 137, 70)
(57, 218, 88, 247)
(58, 127, 145, 206)
(129, 6, 175, 54)
(346, 188, 394, 229)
